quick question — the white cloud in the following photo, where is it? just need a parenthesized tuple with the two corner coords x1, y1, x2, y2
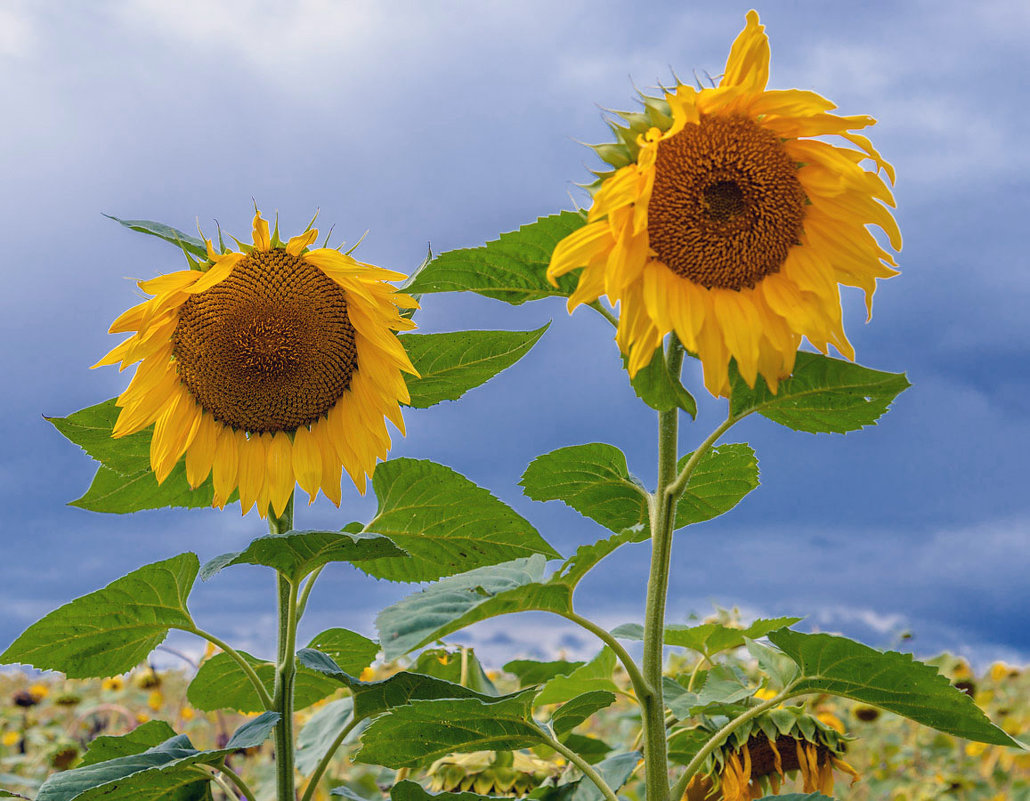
(0, 1, 35, 58)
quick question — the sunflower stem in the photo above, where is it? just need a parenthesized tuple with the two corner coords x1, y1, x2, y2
(299, 713, 359, 801)
(640, 339, 685, 801)
(269, 495, 299, 801)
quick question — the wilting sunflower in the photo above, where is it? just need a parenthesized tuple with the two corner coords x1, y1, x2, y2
(547, 10, 900, 396)
(427, 751, 559, 797)
(683, 707, 859, 801)
(95, 211, 418, 517)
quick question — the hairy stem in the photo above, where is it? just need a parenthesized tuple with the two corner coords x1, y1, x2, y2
(300, 714, 360, 801)
(188, 627, 274, 711)
(542, 729, 620, 801)
(640, 339, 685, 801)
(215, 761, 259, 801)
(269, 495, 298, 801)
(559, 610, 651, 703)
(296, 565, 324, 621)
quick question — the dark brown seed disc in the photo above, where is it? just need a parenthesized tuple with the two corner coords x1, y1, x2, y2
(647, 114, 807, 290)
(743, 734, 829, 777)
(172, 248, 358, 433)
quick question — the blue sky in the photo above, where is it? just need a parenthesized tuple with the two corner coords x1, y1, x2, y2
(1, 0, 1027, 670)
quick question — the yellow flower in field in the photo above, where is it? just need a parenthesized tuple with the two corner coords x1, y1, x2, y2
(180, 706, 195, 721)
(359, 666, 376, 682)
(753, 687, 778, 701)
(101, 676, 124, 691)
(95, 211, 419, 517)
(547, 10, 899, 396)
(2, 731, 20, 747)
(147, 691, 163, 711)
(28, 683, 49, 702)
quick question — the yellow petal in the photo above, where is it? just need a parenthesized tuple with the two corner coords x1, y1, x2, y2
(292, 425, 323, 504)
(317, 431, 345, 504)
(212, 427, 241, 509)
(185, 413, 219, 488)
(721, 10, 769, 93)
(183, 255, 239, 294)
(285, 228, 319, 256)
(267, 431, 294, 518)
(238, 433, 266, 515)
(252, 211, 270, 250)
(138, 271, 199, 296)
(255, 432, 274, 518)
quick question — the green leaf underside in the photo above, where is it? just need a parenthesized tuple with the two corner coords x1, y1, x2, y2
(105, 215, 209, 259)
(0, 554, 197, 678)
(730, 353, 910, 434)
(667, 728, 710, 766)
(536, 649, 617, 706)
(405, 212, 585, 304)
(401, 325, 549, 408)
(186, 651, 339, 713)
(570, 752, 641, 801)
(521, 444, 649, 534)
(34, 713, 278, 801)
(414, 648, 499, 695)
(304, 628, 379, 675)
(296, 697, 355, 776)
(665, 665, 754, 718)
(390, 780, 508, 801)
(504, 659, 584, 687)
(611, 617, 802, 657)
(52, 399, 229, 514)
(297, 648, 486, 721)
(550, 690, 617, 737)
(768, 629, 1020, 746)
(354, 689, 542, 767)
(377, 527, 643, 659)
(358, 458, 560, 583)
(560, 734, 613, 764)
(200, 530, 405, 583)
(629, 349, 697, 417)
(675, 443, 760, 527)
(78, 721, 177, 767)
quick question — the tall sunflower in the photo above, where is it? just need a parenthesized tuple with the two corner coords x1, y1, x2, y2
(94, 211, 418, 517)
(547, 10, 900, 396)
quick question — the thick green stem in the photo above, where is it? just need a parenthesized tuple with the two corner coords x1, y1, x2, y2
(216, 761, 259, 801)
(559, 610, 651, 703)
(296, 566, 324, 621)
(269, 495, 298, 801)
(640, 340, 685, 801)
(300, 714, 360, 801)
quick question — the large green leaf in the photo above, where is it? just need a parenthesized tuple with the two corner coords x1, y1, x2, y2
(78, 721, 178, 767)
(535, 649, 617, 706)
(357, 458, 560, 583)
(675, 443, 760, 527)
(570, 752, 640, 801)
(729, 353, 910, 434)
(104, 215, 209, 260)
(405, 212, 584, 304)
(401, 326, 549, 408)
(377, 528, 643, 659)
(305, 628, 379, 675)
(768, 629, 1020, 746)
(200, 530, 405, 583)
(412, 647, 499, 695)
(354, 689, 543, 767)
(628, 349, 697, 417)
(504, 659, 584, 687)
(186, 650, 341, 713)
(298, 648, 485, 720)
(34, 713, 278, 801)
(611, 617, 801, 658)
(550, 690, 616, 737)
(47, 399, 150, 475)
(296, 697, 355, 775)
(520, 444, 649, 534)
(1, 554, 197, 678)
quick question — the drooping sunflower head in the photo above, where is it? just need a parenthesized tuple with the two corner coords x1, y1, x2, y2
(548, 10, 900, 396)
(95, 211, 419, 518)
(684, 706, 859, 801)
(427, 751, 560, 797)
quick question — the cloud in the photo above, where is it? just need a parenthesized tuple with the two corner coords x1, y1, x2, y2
(0, 1, 35, 58)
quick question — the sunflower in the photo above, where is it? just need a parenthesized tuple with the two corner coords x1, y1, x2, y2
(95, 211, 418, 517)
(547, 10, 899, 396)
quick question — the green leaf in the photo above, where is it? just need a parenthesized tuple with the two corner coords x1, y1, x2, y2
(753, 796, 835, 801)
(104, 215, 209, 260)
(504, 659, 584, 687)
(413, 648, 499, 695)
(729, 352, 910, 434)
(354, 689, 543, 767)
(377, 528, 643, 659)
(390, 780, 505, 801)
(0, 792, 30, 799)
(296, 697, 354, 775)
(358, 458, 560, 583)
(34, 713, 278, 801)
(79, 721, 178, 767)
(401, 325, 549, 408)
(768, 629, 1020, 746)
(675, 443, 760, 527)
(667, 728, 709, 766)
(550, 690, 616, 737)
(536, 650, 617, 706)
(628, 349, 696, 417)
(200, 530, 405, 583)
(746, 638, 799, 689)
(298, 648, 486, 720)
(570, 752, 640, 801)
(559, 734, 612, 764)
(186, 651, 338, 713)
(1, 554, 197, 678)
(611, 617, 801, 657)
(665, 666, 754, 718)
(305, 628, 378, 676)
(47, 399, 150, 475)
(520, 444, 649, 534)
(405, 212, 585, 304)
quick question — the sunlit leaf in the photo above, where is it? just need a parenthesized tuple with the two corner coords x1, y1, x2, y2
(186, 651, 338, 713)
(611, 617, 801, 657)
(628, 349, 696, 417)
(504, 659, 584, 687)
(536, 650, 617, 706)
(550, 690, 616, 737)
(78, 721, 177, 767)
(675, 444, 760, 527)
(305, 628, 379, 676)
(104, 215, 209, 260)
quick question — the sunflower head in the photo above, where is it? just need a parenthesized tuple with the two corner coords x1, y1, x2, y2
(683, 706, 859, 801)
(548, 10, 900, 396)
(95, 211, 419, 518)
(427, 751, 559, 797)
